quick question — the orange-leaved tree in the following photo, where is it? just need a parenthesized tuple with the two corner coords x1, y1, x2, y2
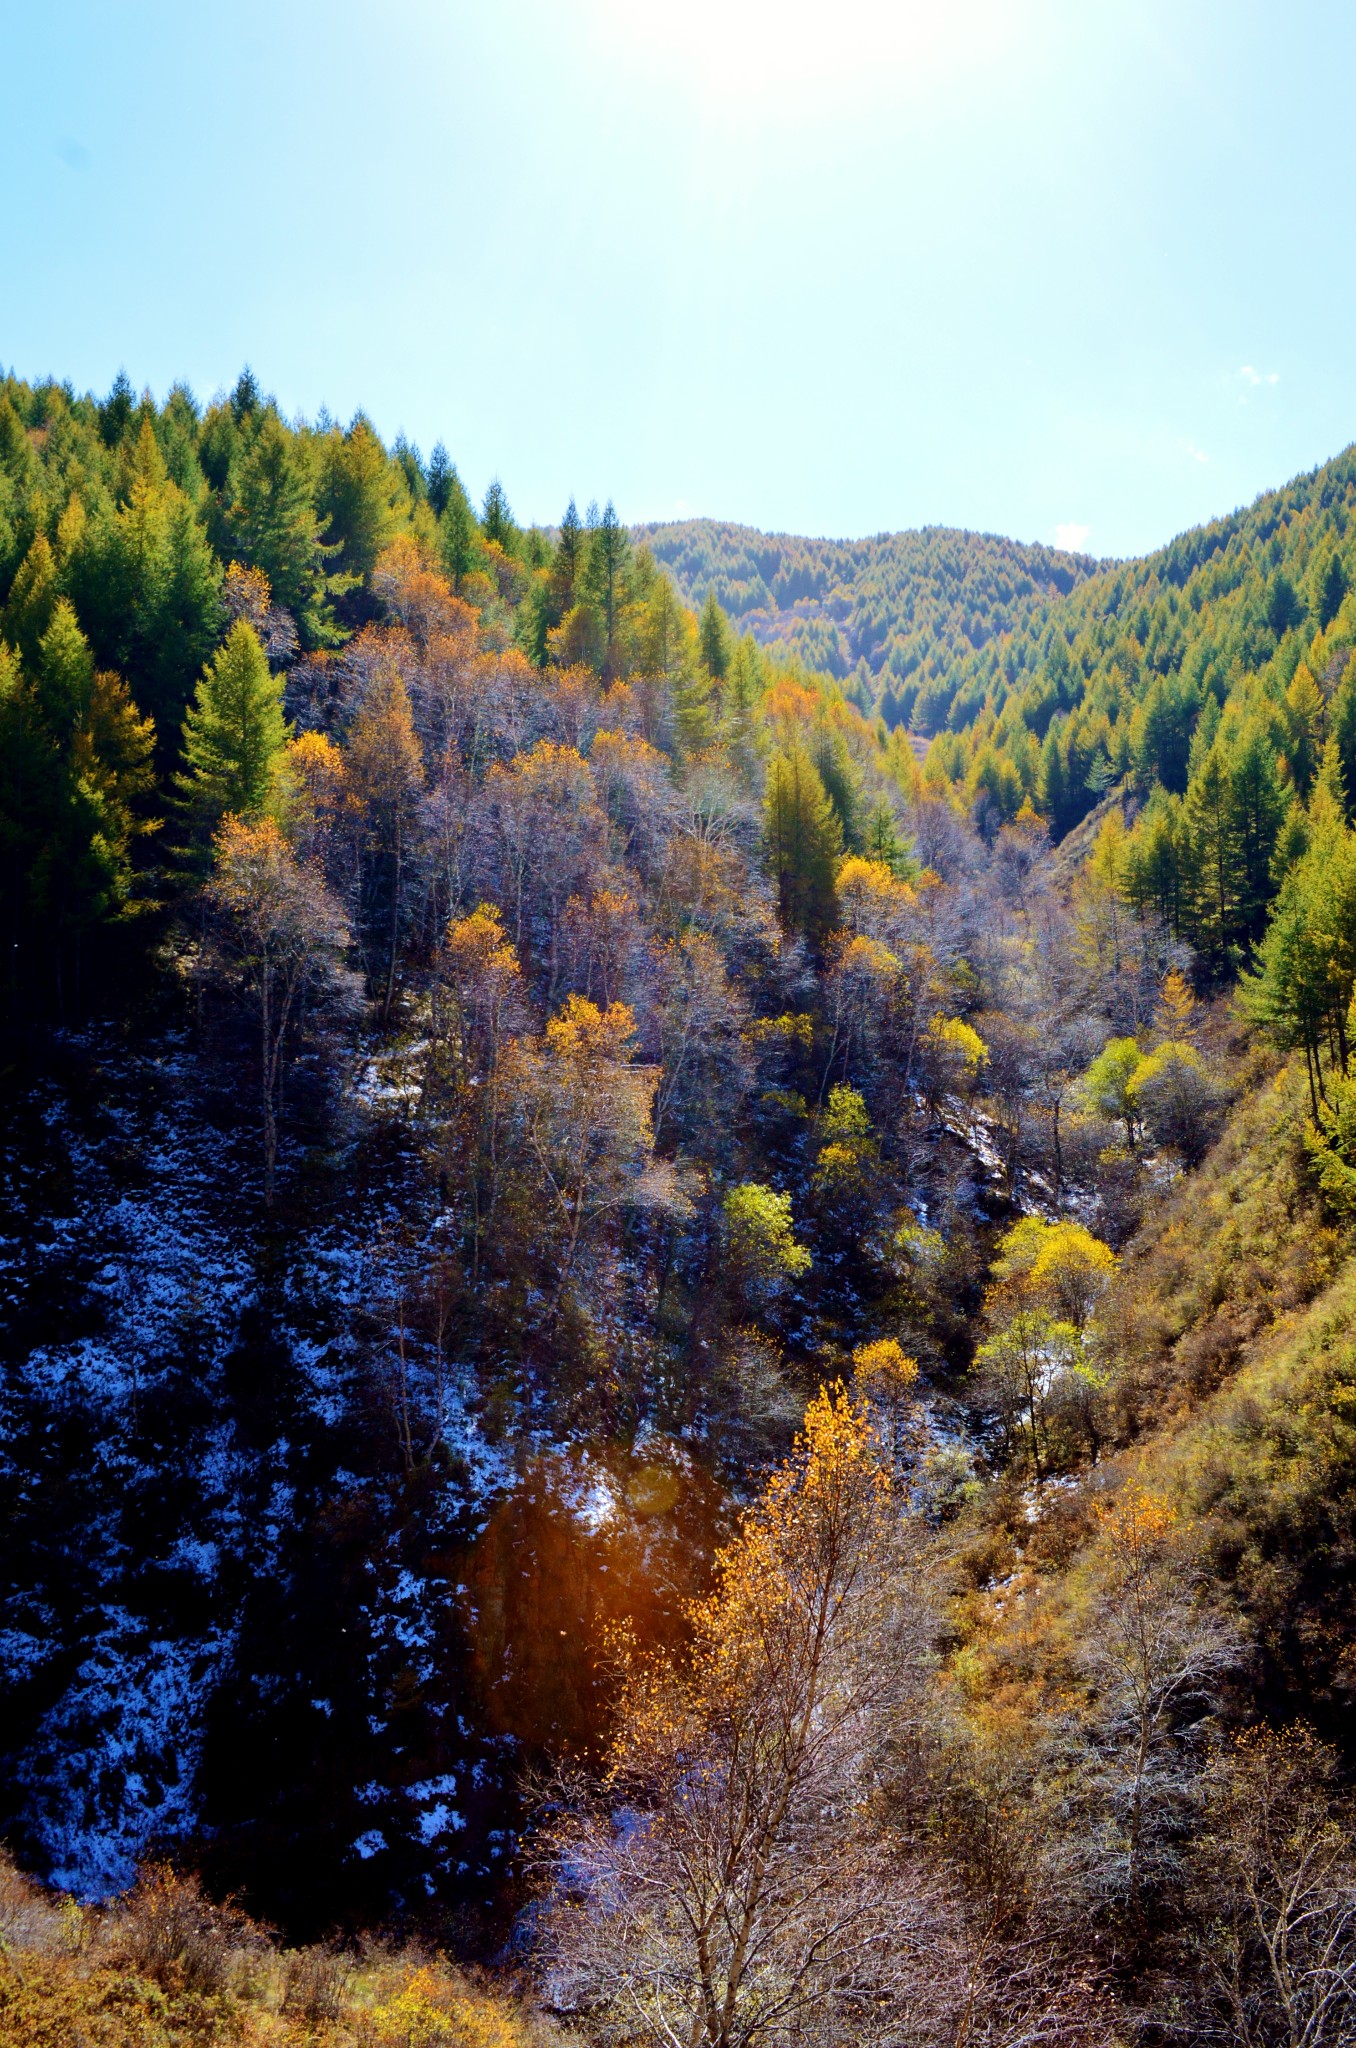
(540, 1385, 939, 2048)
(203, 814, 348, 1203)
(504, 996, 676, 1313)
(427, 904, 526, 1279)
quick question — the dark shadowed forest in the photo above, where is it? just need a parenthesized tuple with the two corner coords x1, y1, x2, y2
(4, 366, 1356, 2047)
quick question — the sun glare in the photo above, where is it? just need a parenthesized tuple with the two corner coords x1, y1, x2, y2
(587, 0, 1030, 110)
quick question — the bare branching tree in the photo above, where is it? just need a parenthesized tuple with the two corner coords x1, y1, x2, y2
(1189, 1726, 1356, 2048)
(538, 1388, 1110, 2048)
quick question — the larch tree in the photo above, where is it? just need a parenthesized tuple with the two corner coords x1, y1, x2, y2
(763, 743, 842, 945)
(345, 655, 425, 1027)
(698, 588, 732, 685)
(539, 1385, 939, 2048)
(203, 813, 348, 1204)
(229, 409, 349, 645)
(317, 414, 403, 583)
(177, 619, 289, 839)
(505, 994, 667, 1314)
(427, 903, 526, 1278)
(1, 533, 60, 666)
(0, 609, 156, 1006)
(64, 433, 224, 739)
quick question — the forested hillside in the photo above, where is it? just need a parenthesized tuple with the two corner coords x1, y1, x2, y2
(638, 515, 1094, 724)
(5, 366, 1356, 2048)
(919, 448, 1356, 893)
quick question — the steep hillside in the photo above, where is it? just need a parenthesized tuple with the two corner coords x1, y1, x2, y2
(7, 365, 1356, 2047)
(922, 445, 1356, 843)
(636, 516, 1095, 722)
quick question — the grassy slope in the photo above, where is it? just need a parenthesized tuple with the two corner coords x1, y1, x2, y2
(958, 1046, 1356, 1741)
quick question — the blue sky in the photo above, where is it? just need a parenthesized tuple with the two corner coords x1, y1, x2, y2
(3, 0, 1354, 557)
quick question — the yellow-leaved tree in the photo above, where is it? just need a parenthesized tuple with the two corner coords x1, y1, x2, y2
(539, 1385, 938, 2048)
(974, 1218, 1117, 1477)
(505, 995, 683, 1314)
(203, 814, 348, 1203)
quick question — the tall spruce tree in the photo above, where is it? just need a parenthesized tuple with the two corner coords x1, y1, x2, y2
(439, 477, 479, 593)
(698, 589, 732, 683)
(764, 744, 843, 944)
(481, 478, 516, 553)
(230, 412, 347, 647)
(426, 442, 455, 519)
(584, 500, 630, 654)
(317, 416, 400, 583)
(177, 620, 288, 836)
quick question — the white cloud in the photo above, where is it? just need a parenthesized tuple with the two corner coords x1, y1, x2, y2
(1055, 522, 1091, 553)
(1238, 365, 1280, 387)
(1180, 439, 1209, 464)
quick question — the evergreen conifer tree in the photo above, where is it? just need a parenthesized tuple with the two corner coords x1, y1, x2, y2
(426, 442, 454, 519)
(1039, 726, 1069, 834)
(481, 478, 516, 553)
(392, 435, 426, 506)
(230, 367, 262, 424)
(551, 499, 582, 616)
(764, 744, 843, 944)
(98, 369, 135, 448)
(698, 590, 732, 682)
(177, 621, 288, 835)
(317, 416, 400, 582)
(230, 412, 347, 647)
(66, 461, 224, 740)
(439, 479, 479, 593)
(583, 500, 630, 653)
(1318, 550, 1348, 630)
(812, 717, 864, 850)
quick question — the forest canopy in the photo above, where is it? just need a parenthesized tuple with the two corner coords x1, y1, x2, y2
(6, 367, 1356, 2048)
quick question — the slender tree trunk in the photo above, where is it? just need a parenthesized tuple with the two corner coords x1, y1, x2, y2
(261, 962, 276, 1206)
(382, 824, 402, 1031)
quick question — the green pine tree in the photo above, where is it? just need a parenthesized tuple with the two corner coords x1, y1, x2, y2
(764, 744, 843, 944)
(1318, 550, 1348, 630)
(1039, 726, 1069, 835)
(439, 478, 479, 594)
(66, 458, 224, 743)
(229, 411, 348, 646)
(812, 717, 865, 851)
(583, 500, 630, 657)
(317, 416, 402, 583)
(177, 621, 289, 836)
(480, 478, 517, 554)
(698, 589, 732, 683)
(426, 442, 455, 519)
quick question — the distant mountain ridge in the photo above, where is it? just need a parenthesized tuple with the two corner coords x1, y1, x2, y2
(635, 516, 1097, 726)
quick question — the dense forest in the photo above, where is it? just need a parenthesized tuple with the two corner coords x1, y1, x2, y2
(639, 516, 1095, 725)
(4, 366, 1356, 2048)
